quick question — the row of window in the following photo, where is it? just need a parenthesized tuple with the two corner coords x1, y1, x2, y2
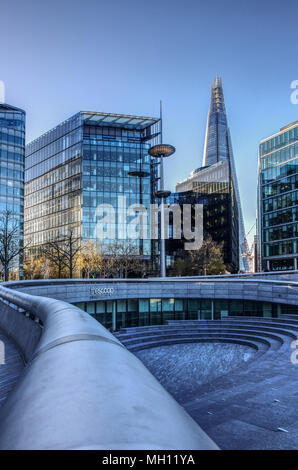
(263, 190, 298, 213)
(24, 191, 81, 220)
(82, 161, 150, 177)
(26, 113, 81, 157)
(24, 222, 81, 246)
(24, 208, 80, 235)
(270, 258, 295, 271)
(262, 174, 298, 198)
(75, 298, 282, 331)
(263, 223, 298, 242)
(0, 183, 23, 197)
(83, 125, 146, 139)
(25, 158, 81, 196)
(26, 128, 81, 170)
(25, 143, 81, 182)
(0, 131, 25, 147)
(0, 146, 24, 163)
(261, 160, 298, 185)
(260, 126, 298, 156)
(260, 141, 298, 170)
(264, 239, 298, 256)
(263, 206, 298, 228)
(82, 177, 150, 195)
(82, 192, 150, 209)
(25, 176, 81, 208)
(83, 147, 150, 164)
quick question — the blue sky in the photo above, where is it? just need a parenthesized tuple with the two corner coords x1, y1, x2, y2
(1, 0, 298, 245)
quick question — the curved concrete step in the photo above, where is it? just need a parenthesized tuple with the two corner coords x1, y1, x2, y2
(126, 336, 267, 354)
(116, 324, 297, 341)
(118, 331, 277, 353)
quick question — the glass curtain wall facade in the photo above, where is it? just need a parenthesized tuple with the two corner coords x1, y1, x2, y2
(174, 160, 239, 272)
(25, 112, 160, 263)
(74, 297, 291, 331)
(25, 113, 82, 253)
(0, 103, 25, 278)
(258, 121, 298, 271)
(165, 186, 238, 272)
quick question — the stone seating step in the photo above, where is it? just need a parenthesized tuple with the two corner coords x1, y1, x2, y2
(115, 324, 297, 341)
(125, 336, 268, 353)
(118, 332, 278, 351)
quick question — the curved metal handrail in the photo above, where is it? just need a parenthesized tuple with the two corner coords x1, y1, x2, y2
(0, 285, 218, 450)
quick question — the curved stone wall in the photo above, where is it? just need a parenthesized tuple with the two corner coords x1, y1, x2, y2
(4, 274, 298, 308)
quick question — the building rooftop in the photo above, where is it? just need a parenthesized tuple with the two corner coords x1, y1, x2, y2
(260, 119, 298, 143)
(0, 103, 25, 114)
(81, 111, 160, 130)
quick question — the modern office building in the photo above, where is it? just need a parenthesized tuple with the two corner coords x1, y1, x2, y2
(24, 111, 160, 266)
(258, 120, 298, 271)
(173, 77, 242, 272)
(166, 181, 239, 273)
(166, 162, 238, 273)
(0, 103, 25, 278)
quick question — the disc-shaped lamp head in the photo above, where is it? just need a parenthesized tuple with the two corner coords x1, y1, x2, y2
(155, 190, 171, 199)
(148, 144, 175, 158)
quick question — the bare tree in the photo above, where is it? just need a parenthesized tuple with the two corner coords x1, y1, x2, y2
(77, 240, 102, 278)
(59, 230, 81, 278)
(42, 239, 67, 279)
(0, 210, 24, 281)
(23, 254, 46, 280)
(107, 240, 146, 278)
(42, 230, 81, 279)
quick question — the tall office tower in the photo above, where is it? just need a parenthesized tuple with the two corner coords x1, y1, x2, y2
(258, 121, 298, 271)
(24, 111, 160, 269)
(0, 103, 25, 279)
(201, 76, 247, 271)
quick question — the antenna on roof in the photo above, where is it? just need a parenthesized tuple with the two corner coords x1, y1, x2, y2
(160, 100, 163, 144)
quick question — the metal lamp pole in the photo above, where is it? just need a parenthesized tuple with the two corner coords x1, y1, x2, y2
(149, 144, 175, 277)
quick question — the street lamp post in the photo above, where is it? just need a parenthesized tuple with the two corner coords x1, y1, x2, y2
(148, 144, 175, 277)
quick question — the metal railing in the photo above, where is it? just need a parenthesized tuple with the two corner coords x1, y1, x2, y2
(0, 285, 218, 450)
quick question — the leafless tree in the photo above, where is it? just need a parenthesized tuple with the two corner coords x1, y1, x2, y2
(107, 240, 146, 278)
(0, 210, 24, 281)
(42, 230, 81, 279)
(59, 230, 81, 278)
(42, 239, 67, 279)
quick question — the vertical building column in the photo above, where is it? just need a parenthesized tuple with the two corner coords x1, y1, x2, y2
(267, 260, 270, 271)
(112, 301, 116, 331)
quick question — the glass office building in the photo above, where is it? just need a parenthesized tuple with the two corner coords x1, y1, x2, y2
(258, 121, 298, 271)
(174, 161, 239, 272)
(201, 77, 247, 271)
(25, 112, 160, 262)
(0, 103, 25, 278)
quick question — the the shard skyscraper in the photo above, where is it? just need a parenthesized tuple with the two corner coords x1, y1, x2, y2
(202, 77, 248, 271)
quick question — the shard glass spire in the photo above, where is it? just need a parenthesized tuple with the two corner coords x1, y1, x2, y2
(202, 77, 248, 271)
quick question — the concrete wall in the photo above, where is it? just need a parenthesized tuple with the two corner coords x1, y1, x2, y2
(0, 302, 41, 362)
(4, 275, 298, 308)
